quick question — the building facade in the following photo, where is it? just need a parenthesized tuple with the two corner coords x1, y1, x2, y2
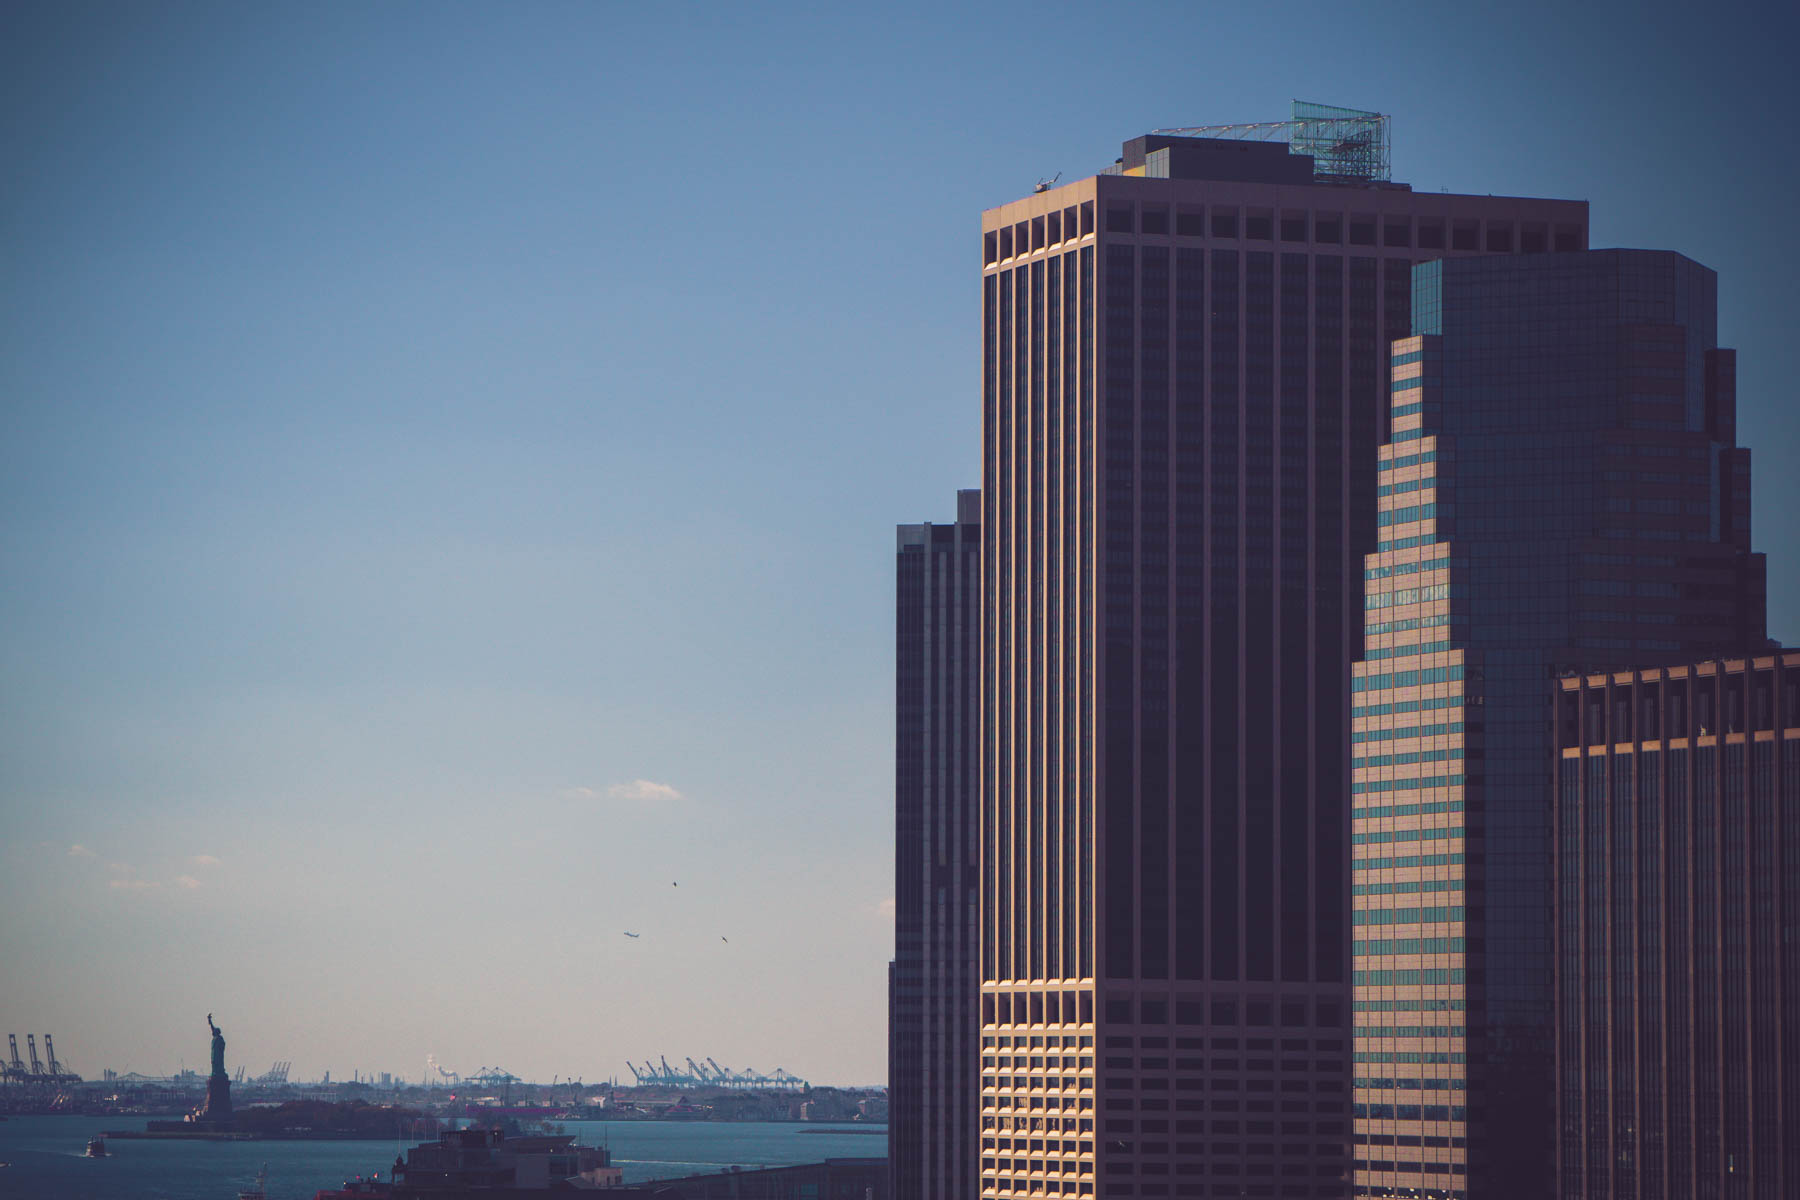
(1553, 651, 1799, 1200)
(1350, 251, 1767, 1197)
(979, 115, 1588, 1198)
(893, 489, 982, 1200)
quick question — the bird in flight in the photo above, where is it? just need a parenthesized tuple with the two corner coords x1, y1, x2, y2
(720, 936, 729, 943)
(623, 932, 640, 939)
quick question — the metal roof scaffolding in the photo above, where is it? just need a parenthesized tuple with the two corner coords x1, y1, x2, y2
(1153, 100, 1390, 183)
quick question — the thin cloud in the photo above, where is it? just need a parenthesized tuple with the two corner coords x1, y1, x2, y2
(68, 844, 96, 858)
(876, 897, 896, 919)
(175, 875, 203, 890)
(109, 878, 164, 892)
(190, 854, 222, 867)
(604, 779, 683, 803)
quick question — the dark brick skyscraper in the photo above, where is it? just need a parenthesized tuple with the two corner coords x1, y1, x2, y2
(893, 489, 981, 1200)
(1554, 652, 1798, 1200)
(978, 110, 1586, 1197)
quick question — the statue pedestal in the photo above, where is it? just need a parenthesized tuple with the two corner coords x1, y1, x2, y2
(197, 1072, 233, 1126)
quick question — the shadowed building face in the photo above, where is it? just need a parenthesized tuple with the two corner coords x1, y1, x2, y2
(1552, 653, 1797, 1200)
(979, 119, 1587, 1198)
(893, 489, 982, 1200)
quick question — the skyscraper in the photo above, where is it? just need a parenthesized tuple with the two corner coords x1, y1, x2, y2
(979, 107, 1587, 1198)
(1351, 250, 1766, 1198)
(894, 489, 982, 1200)
(1553, 650, 1799, 1200)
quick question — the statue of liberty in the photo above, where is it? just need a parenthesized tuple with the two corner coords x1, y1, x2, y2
(200, 1012, 233, 1123)
(207, 1013, 226, 1079)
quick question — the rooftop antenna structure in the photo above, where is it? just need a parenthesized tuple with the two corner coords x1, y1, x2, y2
(1034, 172, 1061, 194)
(1152, 100, 1390, 184)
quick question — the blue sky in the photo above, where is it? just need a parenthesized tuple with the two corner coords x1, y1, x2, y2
(3, 0, 1795, 1087)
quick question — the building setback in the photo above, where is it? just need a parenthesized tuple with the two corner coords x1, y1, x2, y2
(1553, 652, 1799, 1200)
(893, 489, 982, 1200)
(1351, 251, 1766, 1198)
(979, 110, 1587, 1198)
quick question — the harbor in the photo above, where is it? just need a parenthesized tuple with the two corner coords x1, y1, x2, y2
(0, 1114, 886, 1199)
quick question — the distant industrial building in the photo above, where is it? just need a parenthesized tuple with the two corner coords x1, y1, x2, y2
(1553, 651, 1799, 1198)
(892, 489, 981, 1200)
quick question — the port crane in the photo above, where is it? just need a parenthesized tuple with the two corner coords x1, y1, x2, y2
(465, 1067, 520, 1089)
(254, 1061, 292, 1085)
(3, 1035, 26, 1083)
(621, 1055, 806, 1091)
(2, 1033, 82, 1085)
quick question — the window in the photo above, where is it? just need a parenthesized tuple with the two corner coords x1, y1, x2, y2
(1141, 207, 1170, 235)
(1314, 216, 1341, 244)
(1417, 222, 1445, 250)
(1383, 221, 1410, 248)
(1212, 211, 1238, 238)
(1107, 207, 1134, 234)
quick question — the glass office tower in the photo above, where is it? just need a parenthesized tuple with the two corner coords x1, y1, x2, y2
(979, 121, 1586, 1198)
(894, 489, 983, 1200)
(1351, 251, 1767, 1198)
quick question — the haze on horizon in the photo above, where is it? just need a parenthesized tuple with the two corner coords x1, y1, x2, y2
(2, 0, 1795, 1089)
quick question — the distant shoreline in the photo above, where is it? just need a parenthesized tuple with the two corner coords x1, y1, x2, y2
(102, 1130, 403, 1141)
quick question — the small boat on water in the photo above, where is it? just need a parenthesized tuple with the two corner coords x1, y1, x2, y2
(84, 1136, 107, 1158)
(237, 1162, 268, 1200)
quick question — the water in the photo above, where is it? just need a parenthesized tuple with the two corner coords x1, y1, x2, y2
(0, 1115, 887, 1199)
